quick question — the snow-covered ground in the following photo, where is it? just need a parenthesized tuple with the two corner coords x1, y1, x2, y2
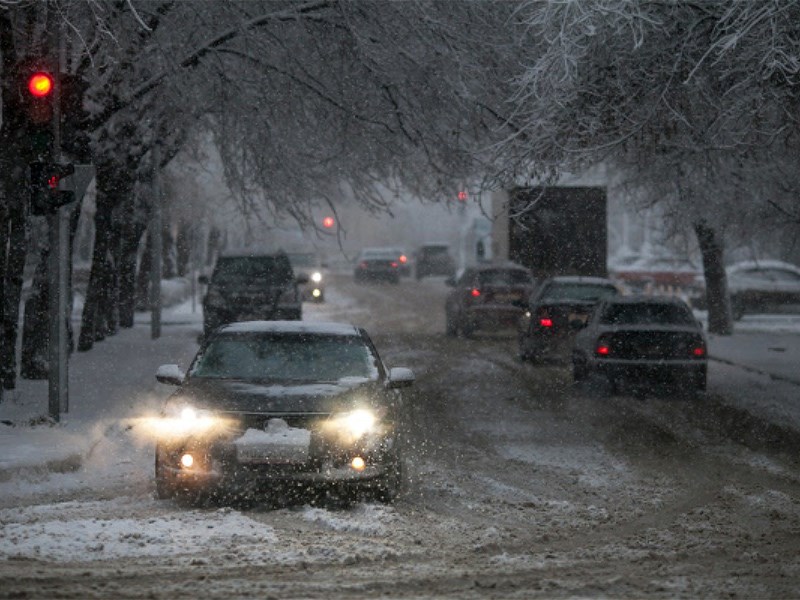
(1, 282, 800, 580)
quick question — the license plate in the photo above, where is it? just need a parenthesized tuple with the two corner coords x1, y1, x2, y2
(234, 420, 311, 464)
(494, 292, 520, 303)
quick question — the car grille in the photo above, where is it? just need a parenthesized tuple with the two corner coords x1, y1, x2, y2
(224, 412, 327, 435)
(607, 331, 704, 360)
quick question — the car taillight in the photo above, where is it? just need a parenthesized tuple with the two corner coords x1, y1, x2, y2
(359, 261, 367, 269)
(471, 288, 481, 297)
(693, 346, 705, 357)
(596, 345, 610, 356)
(539, 318, 553, 327)
(399, 255, 407, 264)
(391, 262, 398, 268)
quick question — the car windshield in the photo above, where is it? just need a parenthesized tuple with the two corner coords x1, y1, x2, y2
(477, 269, 532, 286)
(212, 256, 293, 284)
(600, 302, 696, 326)
(541, 283, 618, 302)
(190, 333, 379, 382)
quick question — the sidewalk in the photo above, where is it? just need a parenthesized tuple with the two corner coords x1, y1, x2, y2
(0, 299, 203, 479)
(1, 304, 799, 480)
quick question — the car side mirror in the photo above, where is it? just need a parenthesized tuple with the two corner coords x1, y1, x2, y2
(156, 364, 185, 386)
(387, 367, 415, 389)
(296, 273, 309, 284)
(198, 275, 209, 285)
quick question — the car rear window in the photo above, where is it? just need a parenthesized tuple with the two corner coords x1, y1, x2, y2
(213, 256, 293, 284)
(600, 302, 695, 326)
(477, 269, 532, 286)
(540, 283, 618, 302)
(191, 333, 379, 382)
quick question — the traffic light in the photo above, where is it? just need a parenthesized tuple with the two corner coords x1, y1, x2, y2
(22, 70, 55, 125)
(29, 162, 76, 216)
(457, 190, 468, 202)
(322, 216, 335, 228)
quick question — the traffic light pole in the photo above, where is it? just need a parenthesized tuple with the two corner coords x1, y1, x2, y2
(48, 23, 68, 421)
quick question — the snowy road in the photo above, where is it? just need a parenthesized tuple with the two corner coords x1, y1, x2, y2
(2, 275, 800, 598)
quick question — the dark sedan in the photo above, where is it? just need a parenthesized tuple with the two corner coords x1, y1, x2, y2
(445, 262, 535, 337)
(518, 276, 619, 362)
(572, 295, 707, 393)
(153, 321, 414, 504)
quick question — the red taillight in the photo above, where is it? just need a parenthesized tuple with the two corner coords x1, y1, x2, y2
(471, 288, 481, 297)
(539, 318, 553, 328)
(596, 345, 610, 356)
(358, 261, 367, 269)
(390, 261, 398, 268)
(693, 347, 705, 357)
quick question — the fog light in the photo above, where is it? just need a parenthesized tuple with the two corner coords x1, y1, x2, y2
(180, 453, 194, 468)
(351, 456, 366, 471)
(312, 288, 321, 298)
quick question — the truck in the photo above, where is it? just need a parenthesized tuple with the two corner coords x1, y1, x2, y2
(491, 186, 607, 279)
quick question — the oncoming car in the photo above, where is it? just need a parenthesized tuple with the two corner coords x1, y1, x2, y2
(153, 321, 414, 503)
(572, 295, 707, 393)
(518, 276, 619, 362)
(287, 251, 327, 302)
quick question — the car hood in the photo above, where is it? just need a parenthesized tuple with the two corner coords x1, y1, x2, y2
(173, 377, 381, 414)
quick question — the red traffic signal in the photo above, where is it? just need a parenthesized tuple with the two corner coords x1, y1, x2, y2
(28, 72, 54, 98)
(29, 162, 76, 216)
(457, 190, 468, 202)
(322, 216, 335, 228)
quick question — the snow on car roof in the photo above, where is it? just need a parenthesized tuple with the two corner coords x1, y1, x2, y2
(217, 321, 361, 336)
(604, 294, 689, 305)
(547, 275, 616, 285)
(727, 259, 800, 274)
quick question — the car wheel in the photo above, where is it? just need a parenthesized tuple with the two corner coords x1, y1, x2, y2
(693, 367, 707, 392)
(731, 297, 745, 321)
(373, 458, 403, 504)
(572, 358, 587, 383)
(607, 374, 620, 394)
(154, 446, 175, 500)
(445, 312, 458, 337)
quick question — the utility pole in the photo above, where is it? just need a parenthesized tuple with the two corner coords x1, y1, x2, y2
(150, 143, 162, 339)
(47, 21, 68, 421)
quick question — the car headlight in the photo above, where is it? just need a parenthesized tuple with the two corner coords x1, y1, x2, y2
(311, 271, 323, 283)
(155, 401, 222, 437)
(326, 408, 385, 443)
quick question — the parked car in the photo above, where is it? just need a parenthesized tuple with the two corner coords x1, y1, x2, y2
(572, 295, 707, 393)
(287, 251, 327, 302)
(354, 247, 401, 284)
(726, 260, 800, 320)
(445, 262, 535, 337)
(199, 252, 308, 338)
(609, 252, 702, 296)
(415, 243, 456, 279)
(153, 320, 414, 504)
(518, 276, 619, 362)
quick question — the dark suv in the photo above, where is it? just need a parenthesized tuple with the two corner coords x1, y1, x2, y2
(200, 252, 307, 338)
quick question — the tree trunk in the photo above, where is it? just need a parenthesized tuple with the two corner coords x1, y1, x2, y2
(20, 247, 49, 379)
(118, 218, 147, 328)
(695, 219, 732, 336)
(135, 228, 153, 311)
(1, 195, 29, 387)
